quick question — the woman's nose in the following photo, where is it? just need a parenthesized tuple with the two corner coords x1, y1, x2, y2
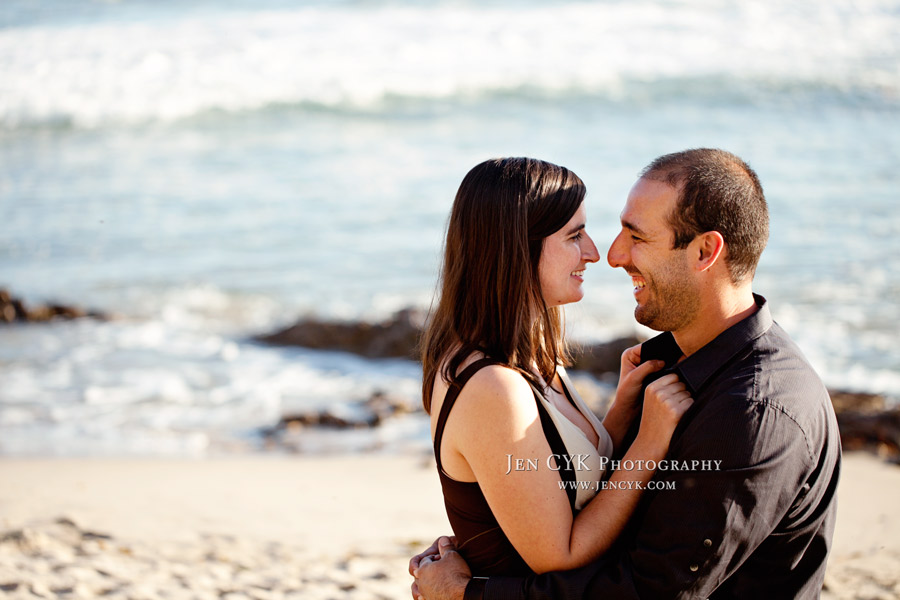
(583, 233, 601, 263)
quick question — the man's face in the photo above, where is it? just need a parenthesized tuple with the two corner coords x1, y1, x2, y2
(607, 178, 700, 332)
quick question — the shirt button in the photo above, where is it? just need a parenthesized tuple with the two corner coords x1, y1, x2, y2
(690, 564, 699, 572)
(703, 539, 712, 547)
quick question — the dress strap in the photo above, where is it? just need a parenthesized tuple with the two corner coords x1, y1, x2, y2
(433, 357, 501, 473)
(531, 380, 578, 510)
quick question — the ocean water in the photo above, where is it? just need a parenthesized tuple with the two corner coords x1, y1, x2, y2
(1, 0, 898, 455)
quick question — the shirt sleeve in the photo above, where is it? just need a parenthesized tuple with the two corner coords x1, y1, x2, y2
(483, 392, 814, 600)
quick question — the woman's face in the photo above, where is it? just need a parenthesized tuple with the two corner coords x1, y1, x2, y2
(538, 203, 600, 307)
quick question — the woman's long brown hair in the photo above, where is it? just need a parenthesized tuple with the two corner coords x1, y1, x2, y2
(421, 157, 586, 413)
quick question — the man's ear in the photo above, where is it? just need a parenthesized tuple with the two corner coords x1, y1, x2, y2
(693, 231, 725, 272)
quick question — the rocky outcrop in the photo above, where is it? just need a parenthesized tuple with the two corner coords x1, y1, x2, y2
(255, 308, 425, 360)
(831, 391, 900, 462)
(255, 307, 638, 375)
(0, 289, 107, 323)
(265, 390, 419, 433)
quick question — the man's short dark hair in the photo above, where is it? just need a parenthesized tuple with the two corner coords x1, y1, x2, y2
(641, 148, 769, 283)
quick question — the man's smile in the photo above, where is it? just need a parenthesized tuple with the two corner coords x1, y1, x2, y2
(630, 274, 646, 296)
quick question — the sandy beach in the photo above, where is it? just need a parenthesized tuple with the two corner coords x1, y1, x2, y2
(0, 452, 897, 599)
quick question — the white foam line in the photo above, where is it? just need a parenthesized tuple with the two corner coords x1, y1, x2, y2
(1, 1, 897, 127)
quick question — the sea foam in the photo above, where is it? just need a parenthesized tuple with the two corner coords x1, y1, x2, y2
(1, 1, 897, 128)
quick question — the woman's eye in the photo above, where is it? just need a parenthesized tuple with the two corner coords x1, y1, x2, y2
(572, 232, 583, 241)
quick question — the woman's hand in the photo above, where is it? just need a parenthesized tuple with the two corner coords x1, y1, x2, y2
(602, 344, 665, 450)
(614, 344, 665, 411)
(634, 373, 694, 454)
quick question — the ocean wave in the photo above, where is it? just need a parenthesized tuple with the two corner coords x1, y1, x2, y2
(0, 304, 424, 456)
(1, 1, 898, 129)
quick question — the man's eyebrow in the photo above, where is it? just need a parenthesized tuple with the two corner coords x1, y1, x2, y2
(621, 219, 647, 237)
(565, 223, 586, 236)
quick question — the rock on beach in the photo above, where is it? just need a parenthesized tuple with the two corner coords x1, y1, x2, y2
(254, 308, 426, 360)
(831, 391, 900, 463)
(254, 307, 638, 375)
(0, 289, 106, 323)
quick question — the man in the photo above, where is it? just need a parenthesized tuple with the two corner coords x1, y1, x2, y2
(410, 148, 841, 599)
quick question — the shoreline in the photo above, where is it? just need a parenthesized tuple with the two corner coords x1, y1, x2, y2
(2, 290, 898, 461)
(1, 453, 898, 599)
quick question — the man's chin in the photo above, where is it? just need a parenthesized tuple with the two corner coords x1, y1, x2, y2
(634, 307, 665, 332)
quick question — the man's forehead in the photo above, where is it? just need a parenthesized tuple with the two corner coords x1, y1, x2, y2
(620, 178, 677, 231)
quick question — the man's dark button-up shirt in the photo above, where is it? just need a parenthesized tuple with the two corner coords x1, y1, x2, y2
(481, 295, 841, 599)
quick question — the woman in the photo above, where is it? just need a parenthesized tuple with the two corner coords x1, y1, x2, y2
(420, 157, 693, 576)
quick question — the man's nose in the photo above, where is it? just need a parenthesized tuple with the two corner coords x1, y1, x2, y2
(607, 231, 627, 268)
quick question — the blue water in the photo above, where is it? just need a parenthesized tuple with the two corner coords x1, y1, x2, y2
(1, 0, 898, 455)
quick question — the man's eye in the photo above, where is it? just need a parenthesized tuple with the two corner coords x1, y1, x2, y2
(573, 232, 583, 241)
(631, 235, 642, 242)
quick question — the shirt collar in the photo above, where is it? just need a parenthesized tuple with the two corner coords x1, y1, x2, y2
(640, 294, 773, 394)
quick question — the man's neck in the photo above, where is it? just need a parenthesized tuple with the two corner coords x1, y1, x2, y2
(673, 286, 758, 357)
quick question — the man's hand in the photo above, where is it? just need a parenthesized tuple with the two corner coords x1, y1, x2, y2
(409, 536, 471, 600)
(409, 536, 446, 578)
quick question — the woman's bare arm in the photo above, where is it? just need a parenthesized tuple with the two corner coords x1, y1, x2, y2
(444, 366, 690, 574)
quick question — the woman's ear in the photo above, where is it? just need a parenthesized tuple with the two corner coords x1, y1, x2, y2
(693, 231, 725, 272)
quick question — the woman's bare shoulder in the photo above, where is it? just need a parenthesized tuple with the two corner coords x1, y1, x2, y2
(446, 366, 539, 444)
(432, 355, 536, 422)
